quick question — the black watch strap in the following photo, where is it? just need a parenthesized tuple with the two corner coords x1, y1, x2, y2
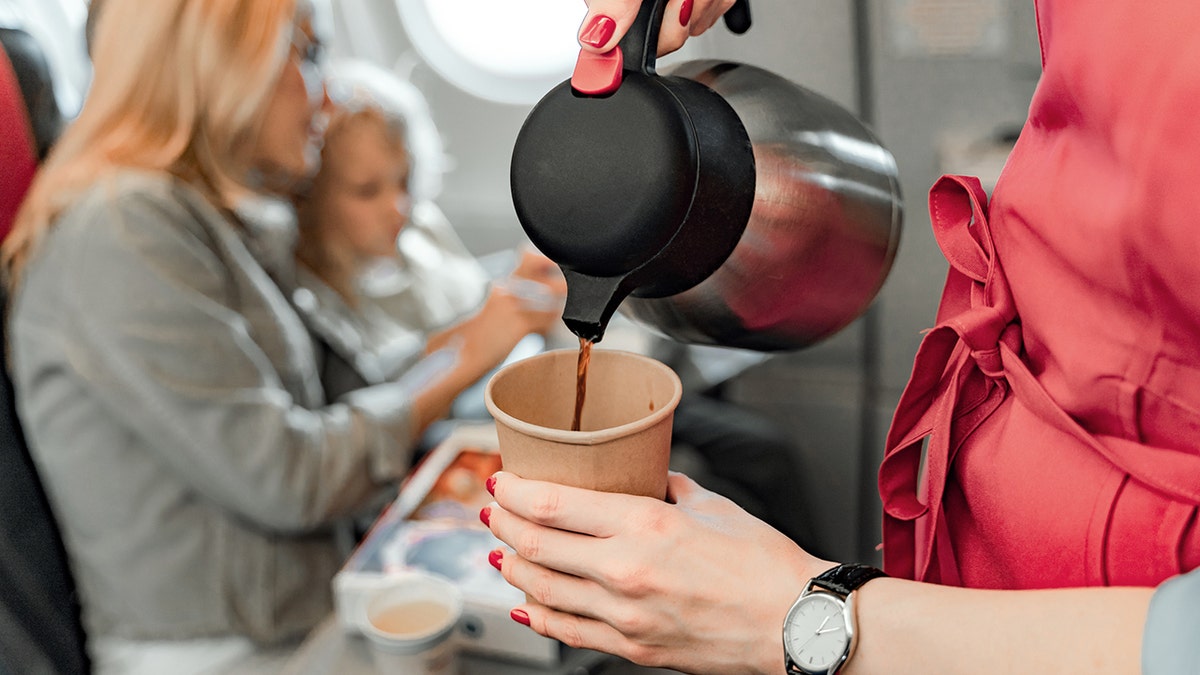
(811, 563, 887, 598)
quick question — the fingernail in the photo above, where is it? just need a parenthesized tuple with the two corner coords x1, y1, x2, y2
(511, 609, 531, 626)
(485, 475, 497, 496)
(679, 0, 693, 26)
(479, 506, 491, 527)
(488, 548, 503, 571)
(580, 14, 616, 48)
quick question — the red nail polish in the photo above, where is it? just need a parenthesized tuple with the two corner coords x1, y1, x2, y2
(580, 15, 616, 48)
(479, 506, 491, 526)
(488, 549, 503, 571)
(511, 609, 531, 626)
(680, 0, 693, 26)
(485, 475, 496, 496)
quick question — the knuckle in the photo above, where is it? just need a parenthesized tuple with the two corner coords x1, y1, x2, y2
(609, 605, 650, 637)
(514, 528, 543, 561)
(621, 641, 662, 668)
(526, 567, 557, 607)
(642, 504, 674, 535)
(605, 561, 652, 597)
(529, 489, 563, 524)
(554, 616, 587, 650)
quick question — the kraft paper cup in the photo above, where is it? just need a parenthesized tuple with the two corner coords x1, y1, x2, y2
(483, 348, 682, 500)
(358, 572, 463, 675)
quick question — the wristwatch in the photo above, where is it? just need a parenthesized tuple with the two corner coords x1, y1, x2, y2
(782, 563, 887, 675)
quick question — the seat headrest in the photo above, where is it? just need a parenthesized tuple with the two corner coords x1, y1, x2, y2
(0, 40, 39, 243)
(0, 27, 63, 160)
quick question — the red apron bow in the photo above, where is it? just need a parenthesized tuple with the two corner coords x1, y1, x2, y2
(879, 175, 1017, 584)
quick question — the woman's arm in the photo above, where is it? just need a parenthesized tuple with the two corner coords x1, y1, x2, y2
(484, 471, 1157, 675)
(848, 578, 1148, 675)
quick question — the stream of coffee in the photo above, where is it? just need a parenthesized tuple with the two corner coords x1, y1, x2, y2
(571, 337, 593, 431)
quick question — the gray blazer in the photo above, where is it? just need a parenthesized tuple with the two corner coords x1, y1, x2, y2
(9, 172, 416, 645)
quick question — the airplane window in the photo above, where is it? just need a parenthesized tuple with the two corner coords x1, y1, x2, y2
(395, 0, 585, 105)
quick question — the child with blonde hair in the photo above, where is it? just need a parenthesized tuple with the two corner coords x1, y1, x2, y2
(292, 63, 567, 427)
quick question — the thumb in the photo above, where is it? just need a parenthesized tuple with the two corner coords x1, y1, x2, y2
(580, 0, 697, 57)
(578, 0, 641, 52)
(665, 470, 706, 503)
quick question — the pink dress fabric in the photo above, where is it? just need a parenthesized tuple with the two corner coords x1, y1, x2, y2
(880, 1, 1200, 589)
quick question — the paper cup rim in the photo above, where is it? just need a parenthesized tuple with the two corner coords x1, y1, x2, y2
(358, 572, 464, 652)
(484, 348, 683, 446)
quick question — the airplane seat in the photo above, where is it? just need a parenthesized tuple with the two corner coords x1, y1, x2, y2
(0, 31, 40, 242)
(0, 34, 91, 675)
(0, 26, 63, 163)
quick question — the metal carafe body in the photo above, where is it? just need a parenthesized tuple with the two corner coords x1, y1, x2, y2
(619, 59, 902, 350)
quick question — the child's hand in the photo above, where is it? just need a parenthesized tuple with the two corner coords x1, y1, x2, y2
(486, 281, 563, 340)
(511, 248, 568, 299)
(502, 248, 567, 336)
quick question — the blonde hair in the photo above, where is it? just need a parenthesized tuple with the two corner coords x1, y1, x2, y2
(2, 0, 302, 286)
(295, 104, 408, 305)
(318, 104, 409, 184)
(323, 59, 443, 201)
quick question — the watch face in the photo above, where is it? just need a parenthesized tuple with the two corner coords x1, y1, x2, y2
(784, 592, 850, 673)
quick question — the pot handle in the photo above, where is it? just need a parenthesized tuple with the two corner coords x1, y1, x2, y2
(619, 0, 753, 75)
(724, 0, 752, 34)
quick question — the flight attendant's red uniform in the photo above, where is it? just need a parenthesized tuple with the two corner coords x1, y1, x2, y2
(881, 1, 1200, 588)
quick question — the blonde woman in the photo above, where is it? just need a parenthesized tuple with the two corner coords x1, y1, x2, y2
(3, 1, 486, 672)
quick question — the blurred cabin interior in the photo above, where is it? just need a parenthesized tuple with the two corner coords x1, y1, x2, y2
(2, 0, 1042, 565)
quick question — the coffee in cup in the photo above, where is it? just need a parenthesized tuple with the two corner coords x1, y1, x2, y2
(484, 348, 682, 499)
(359, 572, 463, 675)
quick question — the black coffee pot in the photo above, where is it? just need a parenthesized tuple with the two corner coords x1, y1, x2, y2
(511, 0, 902, 351)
